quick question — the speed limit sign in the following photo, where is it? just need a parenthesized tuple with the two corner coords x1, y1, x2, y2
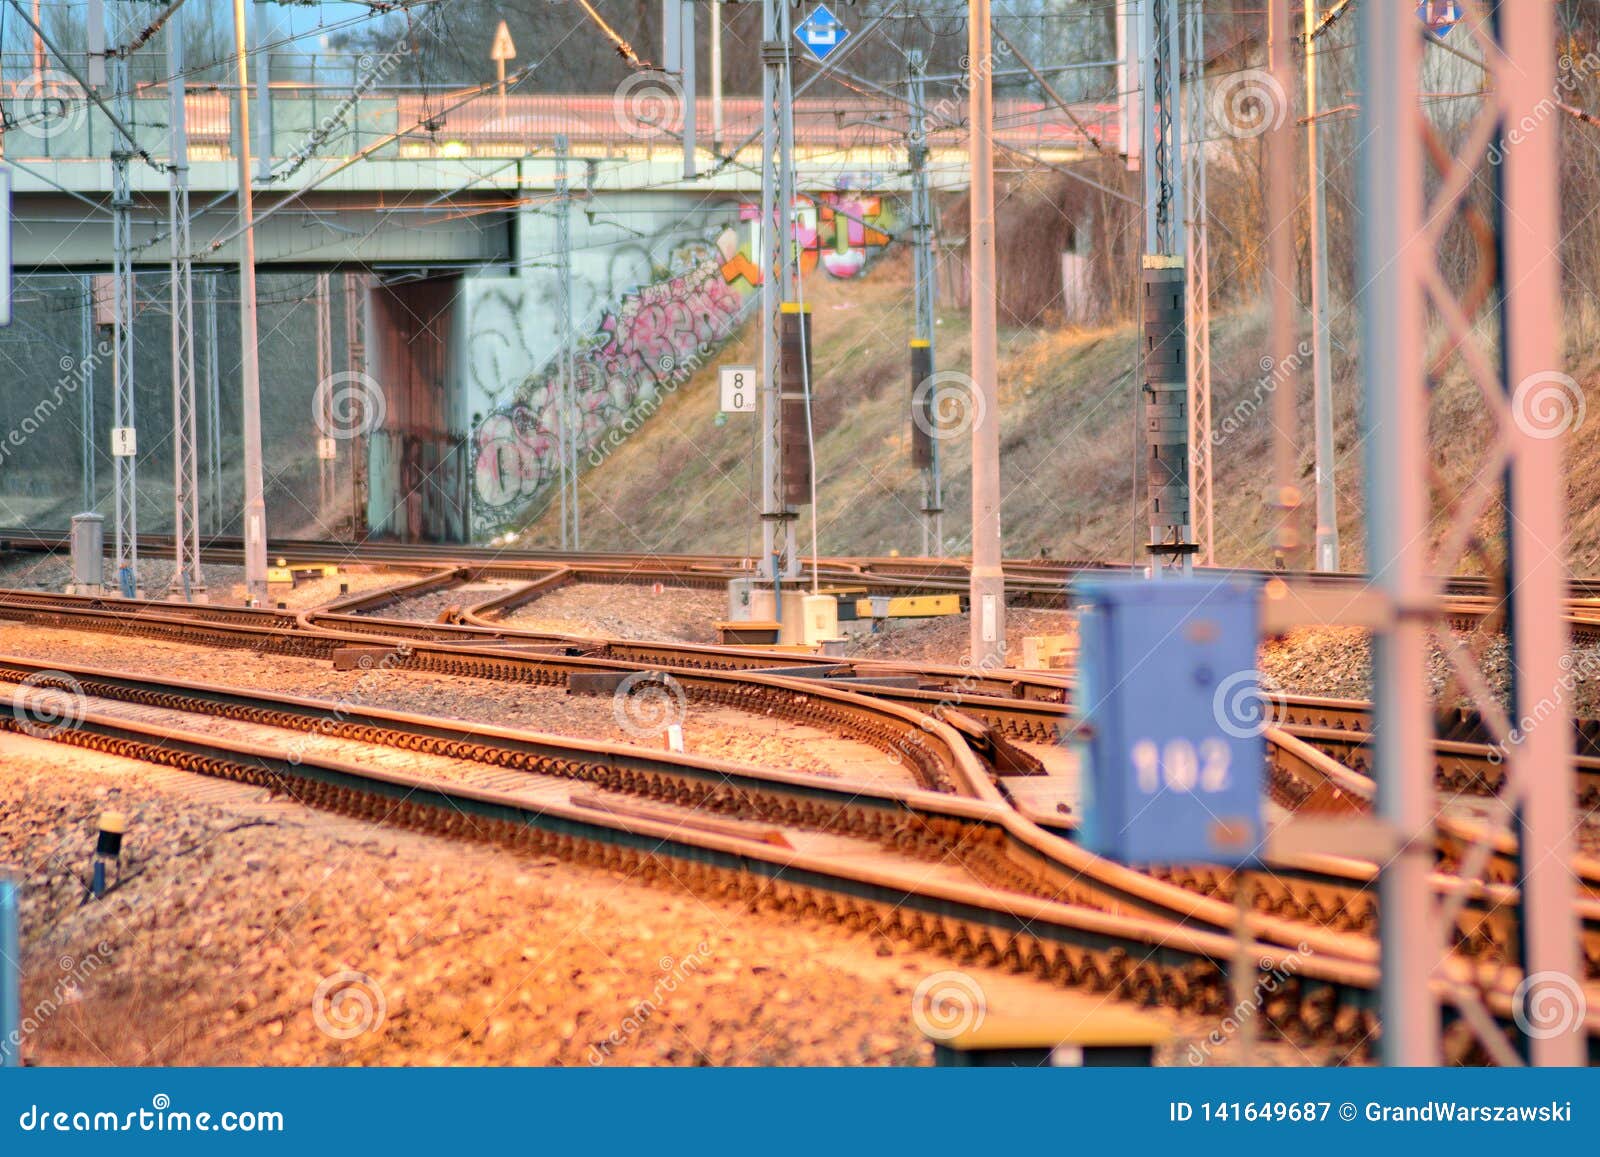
(719, 366, 756, 414)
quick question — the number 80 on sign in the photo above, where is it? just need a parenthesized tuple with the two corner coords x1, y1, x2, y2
(719, 365, 756, 414)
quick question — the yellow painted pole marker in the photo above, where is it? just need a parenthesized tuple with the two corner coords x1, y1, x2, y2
(91, 811, 126, 900)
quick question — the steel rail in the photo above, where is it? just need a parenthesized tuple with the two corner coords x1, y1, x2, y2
(0, 654, 1391, 963)
(6, 697, 1593, 1059)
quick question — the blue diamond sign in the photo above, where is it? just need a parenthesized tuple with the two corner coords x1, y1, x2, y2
(1417, 1, 1463, 35)
(795, 5, 851, 63)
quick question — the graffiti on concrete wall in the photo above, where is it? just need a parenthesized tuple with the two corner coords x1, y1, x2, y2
(471, 193, 896, 533)
(716, 193, 895, 286)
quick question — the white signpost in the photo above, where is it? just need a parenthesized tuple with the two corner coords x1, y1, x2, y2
(491, 21, 516, 125)
(719, 366, 757, 413)
(110, 427, 137, 457)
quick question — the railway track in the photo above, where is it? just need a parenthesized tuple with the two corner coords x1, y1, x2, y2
(0, 588, 1021, 794)
(5, 588, 1597, 973)
(7, 659, 1593, 1059)
(12, 527, 1600, 630)
(6, 571, 1599, 1004)
(3, 584, 1593, 848)
(0, 654, 1366, 948)
(1274, 696, 1600, 816)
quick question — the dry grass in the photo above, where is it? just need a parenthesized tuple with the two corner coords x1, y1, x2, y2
(515, 243, 1600, 574)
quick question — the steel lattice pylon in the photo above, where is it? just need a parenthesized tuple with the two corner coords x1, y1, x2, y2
(1145, 0, 1183, 256)
(758, 0, 798, 582)
(1361, 0, 1581, 1065)
(110, 33, 137, 595)
(907, 49, 943, 558)
(1140, 0, 1194, 576)
(167, 8, 204, 600)
(1182, 0, 1213, 567)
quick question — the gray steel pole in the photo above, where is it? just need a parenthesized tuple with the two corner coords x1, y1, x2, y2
(80, 274, 95, 512)
(1117, 0, 1138, 172)
(968, 0, 1004, 666)
(1306, 0, 1339, 572)
(204, 273, 222, 534)
(1267, 0, 1299, 570)
(1360, 0, 1437, 1065)
(711, 0, 723, 152)
(253, 0, 273, 182)
(168, 10, 205, 600)
(680, 0, 696, 180)
(555, 134, 577, 550)
(234, 0, 269, 603)
(1500, 0, 1582, 1067)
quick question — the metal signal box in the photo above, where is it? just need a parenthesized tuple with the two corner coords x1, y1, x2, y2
(1072, 576, 1264, 866)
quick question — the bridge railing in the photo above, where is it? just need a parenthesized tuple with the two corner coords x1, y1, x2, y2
(0, 78, 1117, 166)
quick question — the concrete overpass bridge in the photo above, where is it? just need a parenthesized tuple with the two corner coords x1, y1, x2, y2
(4, 81, 1110, 541)
(5, 85, 1110, 268)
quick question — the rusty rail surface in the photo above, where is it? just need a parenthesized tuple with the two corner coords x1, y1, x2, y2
(11, 670, 1594, 1059)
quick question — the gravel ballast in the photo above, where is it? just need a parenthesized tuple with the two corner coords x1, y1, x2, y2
(0, 554, 401, 610)
(0, 736, 1334, 1066)
(0, 624, 915, 789)
(502, 582, 727, 644)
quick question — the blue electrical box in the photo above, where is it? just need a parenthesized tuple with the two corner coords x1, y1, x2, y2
(1073, 576, 1265, 866)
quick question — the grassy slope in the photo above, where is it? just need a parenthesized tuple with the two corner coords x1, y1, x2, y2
(515, 249, 1600, 574)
